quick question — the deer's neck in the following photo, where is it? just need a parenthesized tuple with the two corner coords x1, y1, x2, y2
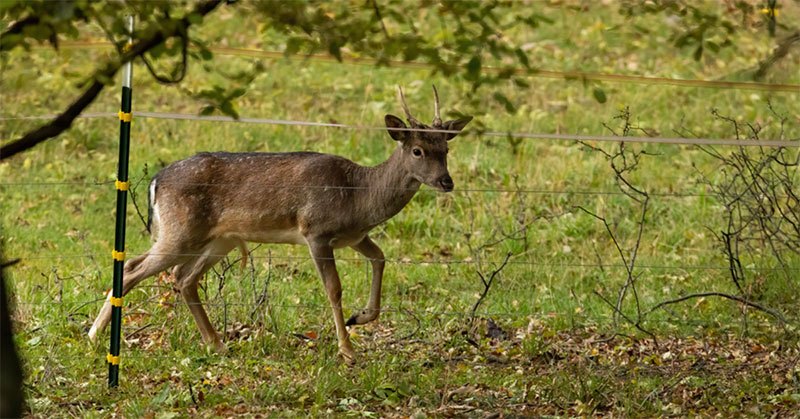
(356, 146, 421, 226)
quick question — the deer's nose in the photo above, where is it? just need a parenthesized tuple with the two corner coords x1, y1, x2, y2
(439, 175, 454, 192)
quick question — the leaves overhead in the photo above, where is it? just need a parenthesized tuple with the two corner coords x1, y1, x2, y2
(619, 0, 793, 60)
(0, 0, 793, 159)
(251, 0, 540, 88)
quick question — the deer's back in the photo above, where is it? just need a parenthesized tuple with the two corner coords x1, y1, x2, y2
(151, 151, 366, 246)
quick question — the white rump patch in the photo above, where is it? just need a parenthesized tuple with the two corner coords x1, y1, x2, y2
(150, 179, 161, 239)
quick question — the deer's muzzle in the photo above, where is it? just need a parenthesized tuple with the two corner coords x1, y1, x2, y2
(438, 174, 454, 192)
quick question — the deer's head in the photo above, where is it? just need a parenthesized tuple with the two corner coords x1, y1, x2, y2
(385, 85, 472, 192)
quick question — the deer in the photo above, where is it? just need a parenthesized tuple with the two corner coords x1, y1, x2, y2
(88, 85, 472, 362)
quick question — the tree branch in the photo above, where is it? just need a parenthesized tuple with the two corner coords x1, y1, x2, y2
(646, 292, 788, 328)
(370, 0, 390, 39)
(0, 0, 223, 161)
(0, 16, 46, 50)
(754, 31, 800, 80)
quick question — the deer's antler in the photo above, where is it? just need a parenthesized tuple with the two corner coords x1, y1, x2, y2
(432, 84, 442, 127)
(397, 86, 422, 127)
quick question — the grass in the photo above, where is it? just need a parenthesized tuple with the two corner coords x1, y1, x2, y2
(2, 2, 800, 416)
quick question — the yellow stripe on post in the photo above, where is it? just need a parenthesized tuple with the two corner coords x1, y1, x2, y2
(109, 296, 123, 307)
(112, 250, 126, 262)
(106, 354, 120, 365)
(118, 111, 133, 122)
(115, 179, 130, 191)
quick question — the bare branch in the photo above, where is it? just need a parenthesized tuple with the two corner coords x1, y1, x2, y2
(128, 165, 151, 232)
(0, 259, 21, 269)
(593, 290, 657, 347)
(575, 206, 629, 269)
(646, 292, 788, 329)
(470, 252, 512, 319)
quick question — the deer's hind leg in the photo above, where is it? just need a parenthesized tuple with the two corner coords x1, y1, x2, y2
(346, 236, 385, 326)
(173, 238, 236, 353)
(88, 247, 186, 342)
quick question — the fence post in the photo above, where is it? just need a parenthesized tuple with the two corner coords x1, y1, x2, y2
(108, 15, 134, 388)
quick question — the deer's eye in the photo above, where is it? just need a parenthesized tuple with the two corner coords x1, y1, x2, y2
(412, 148, 423, 157)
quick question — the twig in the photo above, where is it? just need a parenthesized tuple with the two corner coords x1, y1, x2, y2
(645, 292, 788, 329)
(594, 290, 658, 347)
(390, 308, 422, 343)
(577, 107, 653, 331)
(470, 252, 512, 320)
(188, 380, 198, 406)
(128, 166, 150, 232)
(0, 259, 20, 269)
(126, 323, 153, 339)
(575, 206, 631, 325)
(141, 28, 189, 84)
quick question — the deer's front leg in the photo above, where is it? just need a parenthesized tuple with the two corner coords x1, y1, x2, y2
(307, 239, 355, 363)
(346, 236, 385, 326)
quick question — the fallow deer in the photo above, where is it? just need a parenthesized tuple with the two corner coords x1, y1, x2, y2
(88, 86, 472, 362)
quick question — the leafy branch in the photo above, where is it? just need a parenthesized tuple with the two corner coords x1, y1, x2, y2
(0, 0, 224, 161)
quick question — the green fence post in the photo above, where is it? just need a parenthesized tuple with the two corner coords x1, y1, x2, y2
(109, 15, 134, 388)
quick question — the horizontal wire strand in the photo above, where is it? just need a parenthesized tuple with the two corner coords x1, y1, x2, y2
(41, 41, 800, 93)
(6, 251, 797, 272)
(1, 111, 797, 147)
(0, 178, 717, 198)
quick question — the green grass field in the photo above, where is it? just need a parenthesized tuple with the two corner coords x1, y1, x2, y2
(2, 2, 799, 416)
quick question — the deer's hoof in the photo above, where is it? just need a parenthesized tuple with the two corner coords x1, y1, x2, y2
(339, 347, 356, 365)
(209, 339, 228, 354)
(346, 309, 378, 326)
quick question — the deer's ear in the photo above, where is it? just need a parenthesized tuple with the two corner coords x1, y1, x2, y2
(385, 114, 408, 142)
(442, 116, 473, 141)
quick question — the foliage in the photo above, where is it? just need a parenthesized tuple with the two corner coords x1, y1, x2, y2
(1, 0, 224, 159)
(619, 0, 793, 60)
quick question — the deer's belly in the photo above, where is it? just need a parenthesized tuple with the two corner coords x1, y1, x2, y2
(227, 229, 307, 245)
(222, 228, 369, 249)
(327, 230, 371, 249)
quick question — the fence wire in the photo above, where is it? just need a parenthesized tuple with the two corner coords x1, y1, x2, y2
(2, 111, 798, 147)
(0, 178, 720, 199)
(47, 41, 800, 93)
(7, 250, 798, 273)
(15, 297, 782, 355)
